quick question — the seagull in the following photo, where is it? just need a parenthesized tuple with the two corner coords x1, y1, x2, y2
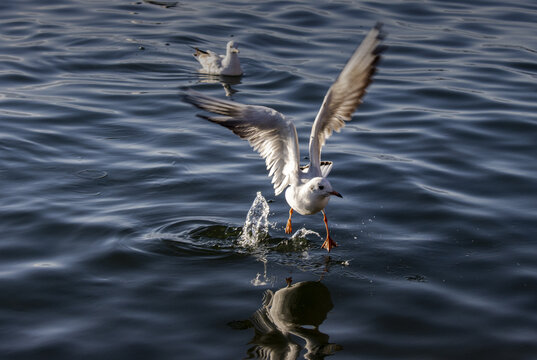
(184, 23, 384, 251)
(192, 41, 243, 76)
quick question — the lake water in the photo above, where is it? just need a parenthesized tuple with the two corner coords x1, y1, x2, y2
(1, 0, 536, 359)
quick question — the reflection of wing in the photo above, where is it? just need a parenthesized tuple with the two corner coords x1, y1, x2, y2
(183, 90, 301, 195)
(308, 23, 385, 176)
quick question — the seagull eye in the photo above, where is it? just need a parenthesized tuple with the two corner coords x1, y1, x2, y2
(319, 185, 324, 190)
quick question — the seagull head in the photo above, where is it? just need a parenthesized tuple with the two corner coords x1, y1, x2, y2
(308, 177, 342, 199)
(227, 41, 240, 54)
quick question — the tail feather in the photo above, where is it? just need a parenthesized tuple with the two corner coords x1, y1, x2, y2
(192, 46, 209, 57)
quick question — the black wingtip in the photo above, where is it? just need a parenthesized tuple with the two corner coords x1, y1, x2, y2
(190, 46, 208, 56)
(372, 22, 388, 58)
(373, 21, 387, 42)
(374, 44, 389, 56)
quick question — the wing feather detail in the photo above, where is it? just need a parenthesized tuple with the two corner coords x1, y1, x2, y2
(183, 90, 300, 195)
(308, 22, 386, 175)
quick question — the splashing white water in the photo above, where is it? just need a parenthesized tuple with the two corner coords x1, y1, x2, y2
(251, 257, 271, 286)
(239, 192, 270, 247)
(290, 228, 321, 240)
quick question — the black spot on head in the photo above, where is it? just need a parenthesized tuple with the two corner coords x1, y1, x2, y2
(319, 185, 324, 190)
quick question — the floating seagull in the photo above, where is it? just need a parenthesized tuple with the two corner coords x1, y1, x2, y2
(192, 41, 243, 76)
(184, 24, 384, 251)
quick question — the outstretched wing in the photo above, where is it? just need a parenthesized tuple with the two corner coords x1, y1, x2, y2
(308, 23, 385, 176)
(183, 90, 301, 195)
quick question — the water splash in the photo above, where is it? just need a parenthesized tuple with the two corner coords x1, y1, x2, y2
(271, 228, 321, 252)
(251, 258, 272, 287)
(290, 228, 321, 240)
(239, 192, 270, 248)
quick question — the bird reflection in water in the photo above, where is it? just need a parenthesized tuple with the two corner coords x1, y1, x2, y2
(196, 73, 242, 97)
(230, 279, 342, 359)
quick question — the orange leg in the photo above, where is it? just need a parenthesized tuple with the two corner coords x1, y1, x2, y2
(320, 210, 338, 252)
(285, 208, 293, 234)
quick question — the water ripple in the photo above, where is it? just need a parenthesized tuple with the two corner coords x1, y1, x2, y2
(1, 0, 537, 358)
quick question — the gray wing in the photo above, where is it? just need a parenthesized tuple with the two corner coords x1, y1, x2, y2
(308, 23, 385, 176)
(183, 90, 301, 195)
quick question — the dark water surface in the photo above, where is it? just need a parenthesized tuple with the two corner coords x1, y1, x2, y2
(1, 0, 537, 359)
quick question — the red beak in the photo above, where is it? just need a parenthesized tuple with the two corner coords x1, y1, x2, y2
(330, 191, 343, 198)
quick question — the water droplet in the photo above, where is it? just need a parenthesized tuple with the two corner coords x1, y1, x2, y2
(239, 192, 270, 247)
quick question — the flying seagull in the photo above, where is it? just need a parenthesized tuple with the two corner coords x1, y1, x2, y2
(184, 23, 384, 251)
